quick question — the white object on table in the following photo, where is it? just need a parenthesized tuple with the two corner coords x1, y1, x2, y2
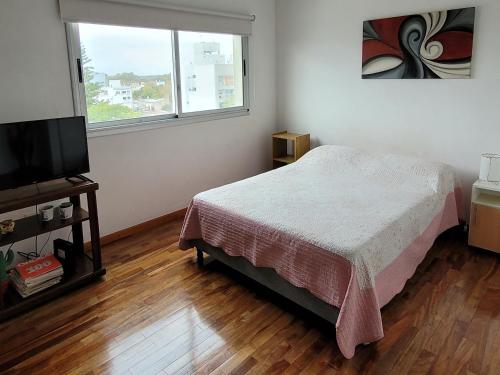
(59, 202, 73, 220)
(479, 153, 500, 182)
(39, 205, 55, 221)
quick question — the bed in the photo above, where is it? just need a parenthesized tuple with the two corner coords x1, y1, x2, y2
(179, 145, 461, 358)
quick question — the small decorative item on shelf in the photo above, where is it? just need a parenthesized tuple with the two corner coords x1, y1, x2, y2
(0, 249, 14, 306)
(59, 202, 74, 220)
(39, 205, 55, 222)
(0, 219, 15, 235)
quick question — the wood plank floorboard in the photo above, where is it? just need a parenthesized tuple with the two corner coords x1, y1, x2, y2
(0, 220, 498, 375)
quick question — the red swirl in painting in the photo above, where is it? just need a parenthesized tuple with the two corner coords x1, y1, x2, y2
(362, 8, 475, 79)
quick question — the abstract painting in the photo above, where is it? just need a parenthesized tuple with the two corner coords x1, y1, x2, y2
(362, 8, 475, 79)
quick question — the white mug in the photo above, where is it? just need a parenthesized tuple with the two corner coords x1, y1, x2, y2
(39, 205, 55, 222)
(59, 202, 73, 220)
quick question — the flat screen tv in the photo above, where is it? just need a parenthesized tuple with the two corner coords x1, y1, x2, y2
(0, 116, 90, 191)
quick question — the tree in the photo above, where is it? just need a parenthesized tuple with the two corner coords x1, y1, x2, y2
(81, 46, 102, 106)
(133, 83, 167, 100)
(87, 103, 140, 123)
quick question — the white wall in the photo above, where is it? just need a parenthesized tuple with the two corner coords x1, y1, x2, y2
(0, 0, 276, 245)
(276, 0, 500, 213)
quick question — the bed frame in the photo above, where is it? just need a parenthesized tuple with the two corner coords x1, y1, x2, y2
(194, 240, 339, 325)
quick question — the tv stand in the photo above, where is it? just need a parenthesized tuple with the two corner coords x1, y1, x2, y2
(0, 178, 106, 322)
(65, 175, 93, 184)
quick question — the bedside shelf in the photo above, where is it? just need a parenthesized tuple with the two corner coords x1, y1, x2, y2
(473, 180, 500, 193)
(272, 131, 310, 169)
(273, 156, 295, 164)
(0, 208, 89, 247)
(469, 180, 500, 254)
(473, 193, 500, 209)
(272, 132, 305, 141)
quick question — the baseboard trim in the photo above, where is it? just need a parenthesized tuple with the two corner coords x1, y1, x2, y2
(85, 208, 187, 250)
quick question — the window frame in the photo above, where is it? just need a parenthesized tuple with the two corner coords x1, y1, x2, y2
(66, 23, 250, 133)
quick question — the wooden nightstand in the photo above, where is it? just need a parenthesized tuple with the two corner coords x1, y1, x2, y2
(469, 180, 500, 253)
(272, 131, 310, 169)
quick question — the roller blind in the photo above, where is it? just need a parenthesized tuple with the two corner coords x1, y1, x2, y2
(59, 0, 254, 35)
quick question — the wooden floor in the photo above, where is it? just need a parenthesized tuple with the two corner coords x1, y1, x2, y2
(0, 219, 499, 375)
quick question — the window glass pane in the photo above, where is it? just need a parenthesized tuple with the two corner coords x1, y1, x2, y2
(179, 31, 243, 113)
(78, 23, 175, 125)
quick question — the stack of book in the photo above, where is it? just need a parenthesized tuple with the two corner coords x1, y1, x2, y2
(10, 255, 63, 298)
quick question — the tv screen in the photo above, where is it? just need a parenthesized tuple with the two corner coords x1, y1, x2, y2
(0, 116, 90, 190)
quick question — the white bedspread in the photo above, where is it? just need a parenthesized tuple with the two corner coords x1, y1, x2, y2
(194, 145, 458, 289)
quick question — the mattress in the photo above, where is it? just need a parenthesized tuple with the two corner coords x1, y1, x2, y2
(179, 145, 461, 358)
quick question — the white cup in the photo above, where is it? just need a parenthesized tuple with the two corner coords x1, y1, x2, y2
(59, 202, 73, 220)
(39, 205, 55, 221)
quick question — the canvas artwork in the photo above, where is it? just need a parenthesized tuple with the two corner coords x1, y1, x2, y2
(362, 8, 476, 79)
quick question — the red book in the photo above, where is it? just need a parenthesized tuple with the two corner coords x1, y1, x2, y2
(15, 255, 62, 281)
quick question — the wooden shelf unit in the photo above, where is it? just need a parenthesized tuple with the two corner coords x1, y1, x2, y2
(272, 131, 310, 169)
(0, 178, 105, 322)
(469, 180, 500, 254)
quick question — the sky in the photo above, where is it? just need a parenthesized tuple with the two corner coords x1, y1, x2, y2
(79, 23, 237, 76)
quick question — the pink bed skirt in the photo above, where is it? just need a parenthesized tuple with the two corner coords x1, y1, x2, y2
(179, 189, 461, 358)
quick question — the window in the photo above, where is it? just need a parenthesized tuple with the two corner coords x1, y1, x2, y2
(76, 23, 175, 126)
(67, 23, 249, 130)
(178, 31, 244, 113)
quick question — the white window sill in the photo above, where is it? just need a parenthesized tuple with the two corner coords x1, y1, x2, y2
(87, 109, 250, 138)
